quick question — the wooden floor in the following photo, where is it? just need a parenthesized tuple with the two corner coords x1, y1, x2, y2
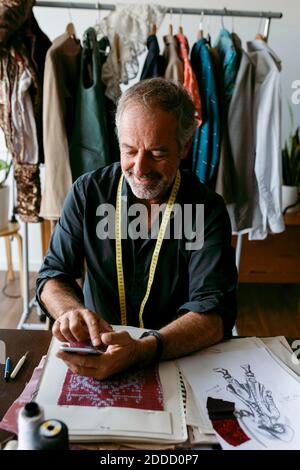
(237, 284, 300, 337)
(0, 271, 43, 329)
(0, 271, 300, 337)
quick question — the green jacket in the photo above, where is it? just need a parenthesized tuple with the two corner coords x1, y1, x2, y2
(70, 28, 112, 180)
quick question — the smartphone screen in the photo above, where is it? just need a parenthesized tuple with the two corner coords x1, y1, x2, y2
(59, 341, 107, 355)
(60, 345, 102, 355)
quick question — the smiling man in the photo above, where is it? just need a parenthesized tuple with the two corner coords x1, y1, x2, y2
(36, 78, 237, 380)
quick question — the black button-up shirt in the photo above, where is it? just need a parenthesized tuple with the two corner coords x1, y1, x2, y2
(36, 163, 237, 336)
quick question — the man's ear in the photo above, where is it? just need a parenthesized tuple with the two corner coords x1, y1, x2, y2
(180, 137, 193, 161)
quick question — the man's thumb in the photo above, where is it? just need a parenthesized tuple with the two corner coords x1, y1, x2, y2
(101, 331, 129, 345)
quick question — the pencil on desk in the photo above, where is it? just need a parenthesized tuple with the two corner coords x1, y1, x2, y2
(10, 352, 28, 379)
(4, 357, 11, 381)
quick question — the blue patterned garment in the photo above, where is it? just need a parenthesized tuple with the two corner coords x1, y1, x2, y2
(191, 38, 220, 186)
(215, 29, 241, 110)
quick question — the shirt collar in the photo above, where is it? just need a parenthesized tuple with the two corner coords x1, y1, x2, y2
(247, 39, 281, 67)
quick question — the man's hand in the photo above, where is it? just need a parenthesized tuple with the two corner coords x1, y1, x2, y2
(52, 308, 113, 347)
(56, 330, 144, 380)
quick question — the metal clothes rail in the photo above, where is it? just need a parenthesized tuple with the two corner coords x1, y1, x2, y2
(34, 1, 282, 40)
(35, 2, 282, 19)
(18, 2, 283, 329)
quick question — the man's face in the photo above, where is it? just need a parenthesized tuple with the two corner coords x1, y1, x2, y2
(0, 0, 33, 45)
(120, 103, 185, 202)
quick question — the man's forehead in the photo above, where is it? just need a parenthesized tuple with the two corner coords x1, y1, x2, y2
(121, 102, 177, 125)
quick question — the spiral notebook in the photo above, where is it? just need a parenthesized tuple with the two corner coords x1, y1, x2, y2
(35, 326, 187, 445)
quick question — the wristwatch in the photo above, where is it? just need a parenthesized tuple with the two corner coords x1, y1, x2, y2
(139, 330, 164, 364)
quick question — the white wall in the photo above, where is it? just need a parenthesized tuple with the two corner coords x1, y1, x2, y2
(0, 0, 299, 272)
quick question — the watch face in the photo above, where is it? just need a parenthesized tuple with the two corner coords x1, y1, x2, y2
(0, 0, 34, 45)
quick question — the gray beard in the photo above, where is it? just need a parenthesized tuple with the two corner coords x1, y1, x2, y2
(125, 175, 167, 200)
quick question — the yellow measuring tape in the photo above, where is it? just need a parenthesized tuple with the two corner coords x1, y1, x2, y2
(115, 171, 181, 328)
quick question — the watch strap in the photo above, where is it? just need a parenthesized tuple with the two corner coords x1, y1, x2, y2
(139, 330, 164, 364)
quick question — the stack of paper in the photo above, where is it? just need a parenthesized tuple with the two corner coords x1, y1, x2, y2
(35, 326, 187, 445)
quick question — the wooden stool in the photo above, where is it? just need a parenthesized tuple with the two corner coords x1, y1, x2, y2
(0, 222, 23, 297)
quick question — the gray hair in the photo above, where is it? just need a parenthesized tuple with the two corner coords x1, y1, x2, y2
(115, 78, 197, 151)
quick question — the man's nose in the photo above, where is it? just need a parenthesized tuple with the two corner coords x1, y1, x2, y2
(133, 151, 152, 177)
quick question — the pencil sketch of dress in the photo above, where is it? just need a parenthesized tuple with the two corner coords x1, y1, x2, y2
(214, 364, 294, 445)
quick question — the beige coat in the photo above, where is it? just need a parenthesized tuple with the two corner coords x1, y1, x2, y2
(163, 35, 184, 83)
(40, 31, 81, 220)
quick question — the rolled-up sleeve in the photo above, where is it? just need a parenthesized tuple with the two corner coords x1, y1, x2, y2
(177, 194, 238, 338)
(36, 176, 87, 317)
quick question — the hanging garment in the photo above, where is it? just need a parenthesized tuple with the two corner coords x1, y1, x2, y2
(209, 46, 231, 193)
(191, 38, 220, 186)
(101, 33, 123, 104)
(0, 0, 35, 48)
(11, 66, 39, 164)
(163, 34, 184, 82)
(99, 4, 166, 85)
(69, 28, 111, 181)
(22, 13, 52, 165)
(14, 160, 41, 223)
(222, 34, 256, 233)
(140, 34, 165, 79)
(247, 39, 285, 240)
(175, 33, 202, 126)
(214, 29, 241, 203)
(40, 30, 81, 220)
(98, 36, 120, 164)
(0, 12, 50, 222)
(214, 29, 241, 111)
(0, 15, 51, 162)
(0, 52, 38, 164)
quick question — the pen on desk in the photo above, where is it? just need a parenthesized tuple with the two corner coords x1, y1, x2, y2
(10, 352, 28, 380)
(4, 357, 11, 381)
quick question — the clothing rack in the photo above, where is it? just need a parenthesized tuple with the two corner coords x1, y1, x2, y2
(18, 2, 283, 329)
(35, 2, 282, 40)
(35, 2, 282, 18)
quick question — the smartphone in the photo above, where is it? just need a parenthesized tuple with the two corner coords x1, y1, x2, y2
(59, 343, 106, 355)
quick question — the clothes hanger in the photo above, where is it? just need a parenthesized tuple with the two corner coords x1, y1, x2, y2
(197, 10, 205, 39)
(178, 9, 183, 35)
(206, 14, 212, 46)
(255, 17, 267, 41)
(95, 0, 101, 26)
(66, 22, 76, 39)
(168, 9, 173, 36)
(151, 23, 157, 35)
(255, 32, 265, 40)
(94, 1, 107, 43)
(94, 1, 110, 55)
(221, 8, 226, 29)
(66, 6, 77, 40)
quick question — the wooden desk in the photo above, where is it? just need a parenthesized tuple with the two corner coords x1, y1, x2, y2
(232, 213, 300, 283)
(0, 329, 52, 448)
(0, 330, 295, 454)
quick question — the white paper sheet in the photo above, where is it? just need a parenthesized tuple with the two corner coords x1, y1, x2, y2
(178, 346, 300, 450)
(182, 376, 213, 432)
(260, 338, 300, 378)
(199, 337, 261, 354)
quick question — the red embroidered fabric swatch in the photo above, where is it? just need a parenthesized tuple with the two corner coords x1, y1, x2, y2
(58, 366, 164, 410)
(211, 418, 250, 447)
(206, 397, 250, 447)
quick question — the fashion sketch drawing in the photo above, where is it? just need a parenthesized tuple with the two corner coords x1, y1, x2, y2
(214, 364, 294, 446)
